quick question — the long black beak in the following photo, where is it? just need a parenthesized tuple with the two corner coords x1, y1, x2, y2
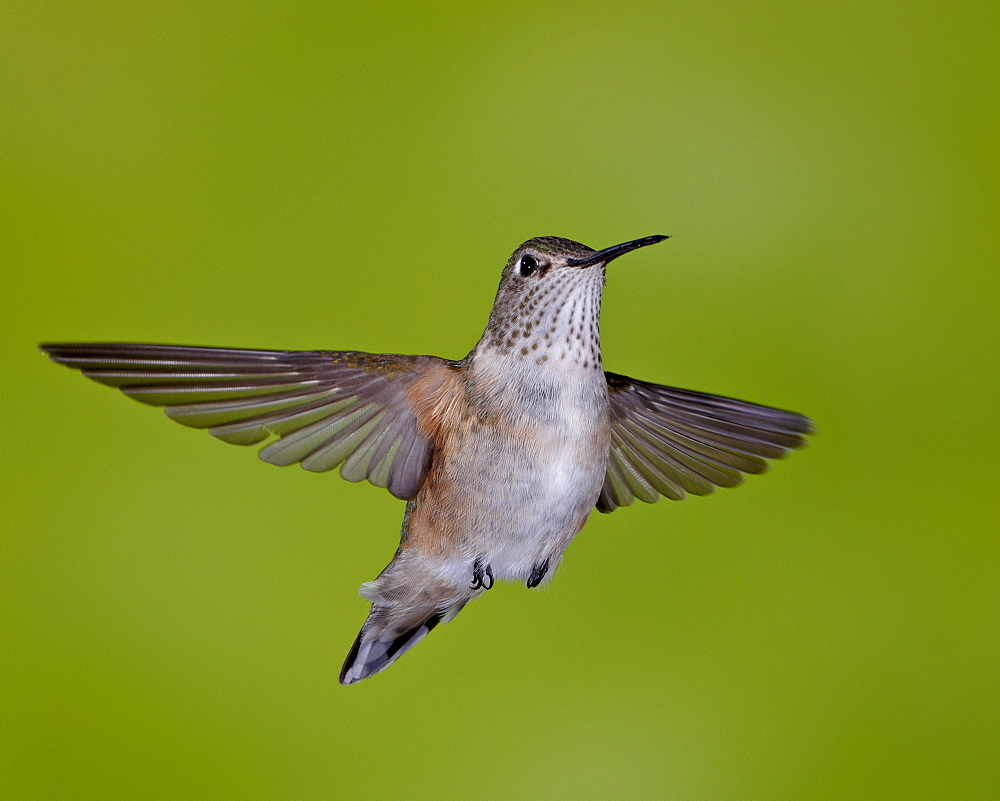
(566, 235, 669, 268)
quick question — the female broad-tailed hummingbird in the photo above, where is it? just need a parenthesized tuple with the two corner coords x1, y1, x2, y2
(42, 235, 812, 684)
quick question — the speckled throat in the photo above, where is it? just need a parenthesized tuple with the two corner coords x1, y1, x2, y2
(476, 238, 606, 374)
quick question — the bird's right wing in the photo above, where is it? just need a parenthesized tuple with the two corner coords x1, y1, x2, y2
(41, 343, 457, 500)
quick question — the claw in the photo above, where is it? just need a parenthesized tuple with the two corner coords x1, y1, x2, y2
(470, 557, 494, 590)
(526, 558, 549, 588)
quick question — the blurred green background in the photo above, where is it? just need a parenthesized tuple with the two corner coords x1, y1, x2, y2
(2, 2, 996, 798)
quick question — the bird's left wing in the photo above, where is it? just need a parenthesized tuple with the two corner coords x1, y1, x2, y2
(41, 343, 455, 500)
(598, 372, 813, 512)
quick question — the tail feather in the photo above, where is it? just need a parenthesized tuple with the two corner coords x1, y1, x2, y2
(339, 605, 445, 685)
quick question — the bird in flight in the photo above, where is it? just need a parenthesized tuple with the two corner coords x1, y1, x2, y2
(42, 235, 812, 684)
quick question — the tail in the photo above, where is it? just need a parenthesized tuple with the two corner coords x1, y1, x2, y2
(339, 601, 464, 685)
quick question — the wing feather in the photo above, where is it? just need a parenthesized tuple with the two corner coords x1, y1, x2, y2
(598, 372, 812, 512)
(41, 343, 455, 500)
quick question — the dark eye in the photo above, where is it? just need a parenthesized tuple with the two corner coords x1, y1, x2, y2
(518, 254, 538, 276)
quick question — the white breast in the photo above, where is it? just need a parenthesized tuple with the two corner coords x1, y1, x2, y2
(456, 359, 609, 579)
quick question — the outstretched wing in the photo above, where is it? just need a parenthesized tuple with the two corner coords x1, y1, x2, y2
(598, 372, 813, 512)
(41, 343, 455, 500)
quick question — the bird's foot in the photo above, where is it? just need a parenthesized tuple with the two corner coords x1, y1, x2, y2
(470, 557, 494, 590)
(526, 558, 550, 588)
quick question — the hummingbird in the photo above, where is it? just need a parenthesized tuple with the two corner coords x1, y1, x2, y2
(41, 235, 812, 684)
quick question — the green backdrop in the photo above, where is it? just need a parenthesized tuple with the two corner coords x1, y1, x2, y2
(2, 2, 996, 798)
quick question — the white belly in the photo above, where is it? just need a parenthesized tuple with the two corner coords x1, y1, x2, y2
(450, 389, 609, 581)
